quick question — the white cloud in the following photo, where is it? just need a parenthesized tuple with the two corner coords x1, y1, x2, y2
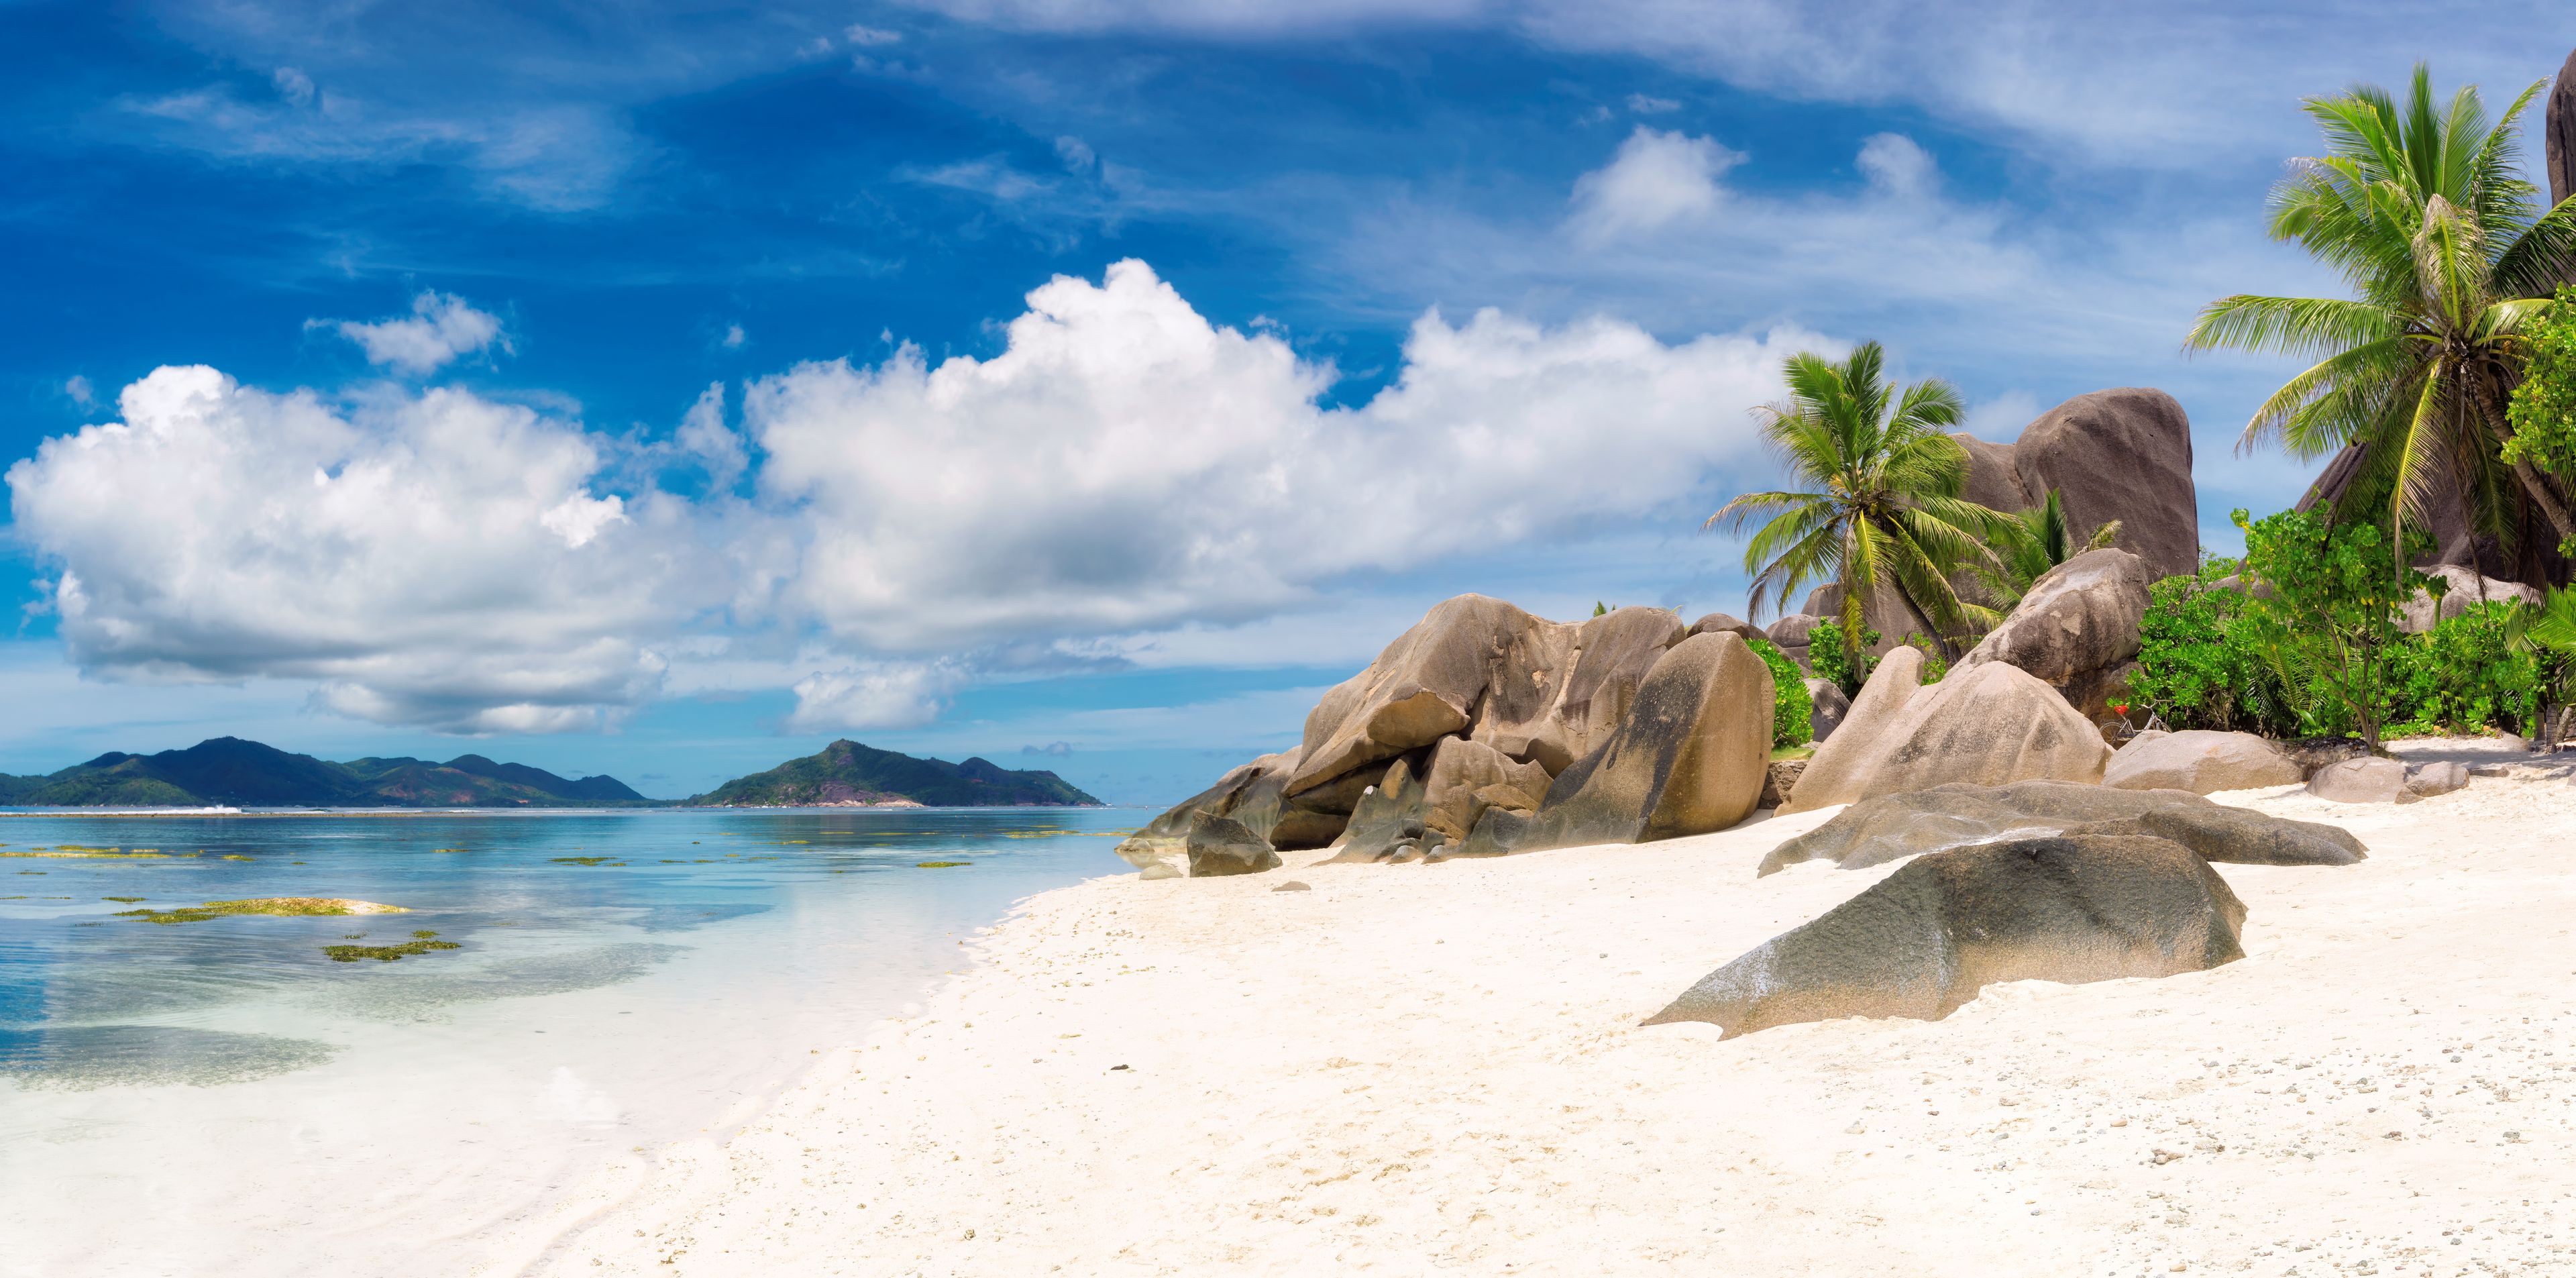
(747, 258, 1809, 655)
(272, 66, 315, 108)
(788, 660, 963, 731)
(5, 366, 727, 733)
(1054, 135, 1097, 172)
(1568, 126, 1741, 244)
(910, 157, 1053, 202)
(845, 23, 904, 45)
(1856, 131, 1936, 196)
(321, 292, 508, 375)
(674, 382, 750, 488)
(1624, 93, 1679, 114)
(62, 376, 93, 408)
(721, 323, 748, 350)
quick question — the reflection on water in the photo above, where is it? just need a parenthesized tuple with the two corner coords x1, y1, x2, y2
(0, 806, 1135, 1277)
(0, 1024, 339, 1089)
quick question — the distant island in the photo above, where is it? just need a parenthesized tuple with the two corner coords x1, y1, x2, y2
(0, 737, 647, 808)
(688, 739, 1102, 807)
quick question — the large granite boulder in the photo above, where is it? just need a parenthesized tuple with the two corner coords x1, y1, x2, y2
(1760, 780, 2368, 875)
(1956, 547, 2150, 721)
(1185, 816, 1281, 877)
(1954, 432, 2027, 513)
(1287, 594, 1549, 795)
(2306, 756, 2410, 804)
(2012, 389, 2198, 581)
(1780, 659, 2110, 814)
(1805, 678, 1849, 741)
(2400, 564, 2541, 633)
(1114, 751, 1293, 875)
(1456, 633, 1774, 855)
(1778, 646, 1927, 813)
(2104, 729, 2303, 794)
(1328, 754, 1434, 863)
(1766, 613, 1821, 650)
(1646, 835, 2248, 1039)
(1466, 605, 1686, 776)
(1687, 613, 1767, 643)
(2553, 47, 2576, 215)
(1420, 735, 1552, 843)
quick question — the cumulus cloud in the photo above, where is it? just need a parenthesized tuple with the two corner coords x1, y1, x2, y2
(675, 382, 751, 488)
(321, 292, 508, 375)
(748, 258, 1808, 655)
(1568, 127, 1740, 244)
(787, 660, 964, 731)
(5, 366, 724, 733)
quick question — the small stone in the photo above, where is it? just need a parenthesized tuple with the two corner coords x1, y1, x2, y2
(1271, 880, 1312, 892)
(1110, 1064, 1130, 1071)
(1845, 1122, 1866, 1134)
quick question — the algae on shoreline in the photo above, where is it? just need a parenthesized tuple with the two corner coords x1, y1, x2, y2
(115, 897, 410, 926)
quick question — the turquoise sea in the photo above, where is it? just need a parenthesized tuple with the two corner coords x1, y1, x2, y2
(0, 806, 1134, 1277)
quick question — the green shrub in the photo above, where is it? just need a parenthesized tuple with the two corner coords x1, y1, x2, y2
(2385, 602, 2539, 735)
(2233, 508, 2428, 746)
(1747, 639, 1813, 749)
(1808, 619, 1881, 697)
(2130, 566, 2302, 735)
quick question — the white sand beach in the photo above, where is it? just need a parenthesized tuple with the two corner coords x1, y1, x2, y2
(533, 765, 2576, 1276)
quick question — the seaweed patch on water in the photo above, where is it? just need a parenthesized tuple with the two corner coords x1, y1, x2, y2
(323, 929, 461, 963)
(916, 861, 971, 869)
(219, 854, 254, 862)
(115, 898, 409, 925)
(102, 896, 145, 904)
(550, 857, 623, 867)
(0, 1024, 339, 1089)
(2, 848, 168, 859)
(321, 941, 688, 1022)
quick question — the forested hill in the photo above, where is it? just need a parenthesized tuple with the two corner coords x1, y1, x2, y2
(688, 739, 1101, 807)
(0, 737, 647, 807)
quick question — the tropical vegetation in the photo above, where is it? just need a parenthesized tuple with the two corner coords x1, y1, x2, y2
(1711, 341, 2006, 674)
(2185, 64, 2576, 574)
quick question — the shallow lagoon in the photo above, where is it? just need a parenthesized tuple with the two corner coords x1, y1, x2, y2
(0, 806, 1132, 1276)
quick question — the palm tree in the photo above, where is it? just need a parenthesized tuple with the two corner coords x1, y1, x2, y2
(2186, 64, 2576, 574)
(1971, 489, 2123, 609)
(1711, 341, 2002, 670)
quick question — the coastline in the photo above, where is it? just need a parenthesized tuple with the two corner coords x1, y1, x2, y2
(533, 777, 2576, 1276)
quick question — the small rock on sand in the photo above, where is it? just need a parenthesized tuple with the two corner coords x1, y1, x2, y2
(1272, 881, 1311, 892)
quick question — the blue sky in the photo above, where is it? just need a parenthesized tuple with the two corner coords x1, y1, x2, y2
(1, 1, 2569, 802)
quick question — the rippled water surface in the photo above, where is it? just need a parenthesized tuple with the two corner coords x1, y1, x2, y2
(0, 807, 1133, 1276)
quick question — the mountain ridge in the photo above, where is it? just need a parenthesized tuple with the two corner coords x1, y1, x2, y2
(689, 739, 1102, 807)
(0, 737, 647, 808)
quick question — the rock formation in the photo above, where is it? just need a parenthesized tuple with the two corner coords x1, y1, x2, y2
(2103, 730, 2304, 794)
(1780, 658, 2111, 814)
(1955, 547, 2151, 721)
(1804, 678, 1848, 742)
(1778, 646, 1927, 812)
(2400, 565, 2541, 633)
(1759, 780, 2365, 876)
(2553, 48, 2576, 213)
(2306, 757, 2411, 804)
(1185, 816, 1282, 877)
(1646, 835, 2248, 1039)
(1455, 633, 1773, 855)
(1947, 388, 2200, 582)
(1119, 594, 1782, 875)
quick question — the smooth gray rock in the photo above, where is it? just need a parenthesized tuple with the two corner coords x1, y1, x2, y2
(1957, 547, 2151, 721)
(1455, 633, 1774, 856)
(1185, 815, 1282, 877)
(2553, 47, 2576, 211)
(2401, 566, 2541, 633)
(1766, 613, 1822, 649)
(2404, 761, 2469, 798)
(1687, 612, 1768, 643)
(1760, 780, 2367, 876)
(1805, 678, 1848, 742)
(2306, 756, 2411, 804)
(1763, 780, 2196, 876)
(2104, 730, 2303, 794)
(2012, 388, 2200, 581)
(1761, 759, 1807, 810)
(1271, 880, 1312, 892)
(1646, 835, 2247, 1039)
(1327, 754, 1432, 863)
(1780, 659, 2111, 813)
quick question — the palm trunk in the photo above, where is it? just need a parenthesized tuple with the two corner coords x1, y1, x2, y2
(2512, 457, 2576, 545)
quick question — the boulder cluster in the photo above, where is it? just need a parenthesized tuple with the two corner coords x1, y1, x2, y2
(1115, 598, 1778, 877)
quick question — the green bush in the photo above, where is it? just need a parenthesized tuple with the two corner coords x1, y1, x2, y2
(1896, 633, 1949, 684)
(1808, 619, 1880, 697)
(2386, 602, 2539, 735)
(2130, 566, 2302, 736)
(1747, 639, 1813, 749)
